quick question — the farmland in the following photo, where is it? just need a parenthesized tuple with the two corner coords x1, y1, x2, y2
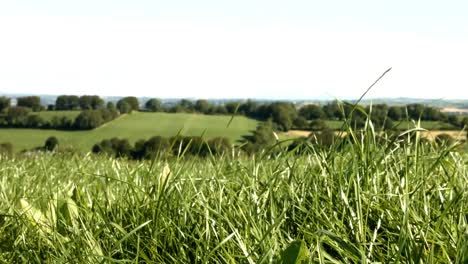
(1, 128, 466, 262)
(0, 112, 258, 152)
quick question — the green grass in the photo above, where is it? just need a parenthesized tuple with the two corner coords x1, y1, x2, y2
(395, 120, 458, 130)
(324, 120, 344, 129)
(0, 112, 258, 152)
(0, 126, 467, 262)
(31, 110, 81, 121)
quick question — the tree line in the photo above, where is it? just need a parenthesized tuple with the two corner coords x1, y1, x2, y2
(91, 135, 232, 159)
(1, 95, 467, 132)
(139, 98, 468, 131)
(0, 107, 119, 130)
(0, 96, 119, 130)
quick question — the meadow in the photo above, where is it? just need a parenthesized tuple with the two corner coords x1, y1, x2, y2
(0, 112, 258, 152)
(0, 127, 467, 263)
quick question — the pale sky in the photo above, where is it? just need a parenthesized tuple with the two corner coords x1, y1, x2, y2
(0, 0, 467, 99)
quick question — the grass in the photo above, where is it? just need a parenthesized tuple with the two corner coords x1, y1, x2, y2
(0, 112, 258, 152)
(0, 124, 467, 262)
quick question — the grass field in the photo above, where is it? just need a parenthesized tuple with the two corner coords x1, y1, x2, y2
(325, 120, 459, 130)
(1, 128, 466, 262)
(0, 112, 258, 152)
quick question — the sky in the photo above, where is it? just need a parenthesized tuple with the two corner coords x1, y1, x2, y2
(0, 0, 467, 99)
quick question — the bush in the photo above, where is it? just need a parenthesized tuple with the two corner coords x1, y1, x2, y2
(207, 137, 232, 156)
(292, 116, 309, 130)
(0, 142, 13, 156)
(44, 136, 59, 151)
(117, 97, 139, 112)
(435, 134, 454, 145)
(310, 119, 327, 131)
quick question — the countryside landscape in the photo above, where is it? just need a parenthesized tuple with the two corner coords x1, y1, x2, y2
(1, 0, 468, 263)
(0, 93, 467, 263)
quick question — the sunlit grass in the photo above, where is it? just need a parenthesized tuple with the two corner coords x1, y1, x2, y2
(0, 125, 467, 262)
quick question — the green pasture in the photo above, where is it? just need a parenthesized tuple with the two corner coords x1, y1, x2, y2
(1, 127, 466, 262)
(0, 112, 258, 152)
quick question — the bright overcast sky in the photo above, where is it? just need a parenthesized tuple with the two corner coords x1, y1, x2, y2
(0, 0, 467, 99)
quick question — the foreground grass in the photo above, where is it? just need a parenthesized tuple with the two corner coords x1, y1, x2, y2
(0, 128, 467, 263)
(0, 112, 258, 152)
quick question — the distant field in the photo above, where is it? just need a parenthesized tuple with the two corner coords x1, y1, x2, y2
(395, 120, 458, 130)
(324, 120, 458, 130)
(0, 112, 258, 152)
(30, 110, 81, 121)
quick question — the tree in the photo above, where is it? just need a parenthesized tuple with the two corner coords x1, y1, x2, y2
(447, 115, 460, 128)
(298, 104, 325, 120)
(6, 106, 30, 126)
(210, 105, 228, 115)
(242, 121, 276, 154)
(225, 102, 240, 114)
(270, 102, 298, 131)
(194, 99, 211, 114)
(17, 96, 42, 111)
(118, 101, 132, 114)
(406, 104, 425, 120)
(79, 95, 104, 110)
(111, 138, 133, 158)
(292, 116, 309, 129)
(74, 110, 104, 129)
(239, 100, 258, 116)
(117, 97, 139, 112)
(143, 136, 170, 159)
(44, 136, 59, 151)
(0, 96, 10, 112)
(323, 101, 342, 119)
(106, 102, 117, 111)
(388, 106, 403, 121)
(145, 98, 162, 112)
(56, 95, 80, 110)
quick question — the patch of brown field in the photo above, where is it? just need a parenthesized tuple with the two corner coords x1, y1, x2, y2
(420, 130, 466, 141)
(286, 130, 311, 137)
(441, 107, 468, 114)
(285, 129, 467, 141)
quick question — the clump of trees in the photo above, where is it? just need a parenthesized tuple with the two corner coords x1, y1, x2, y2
(55, 95, 104, 110)
(0, 97, 11, 112)
(241, 121, 277, 154)
(296, 101, 467, 131)
(92, 136, 232, 159)
(17, 96, 43, 111)
(73, 109, 119, 129)
(0, 108, 118, 130)
(117, 97, 139, 113)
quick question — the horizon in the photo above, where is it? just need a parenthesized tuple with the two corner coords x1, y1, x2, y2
(3, 92, 468, 106)
(1, 1, 467, 99)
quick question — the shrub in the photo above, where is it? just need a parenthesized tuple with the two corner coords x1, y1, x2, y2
(44, 136, 59, 151)
(0, 142, 13, 156)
